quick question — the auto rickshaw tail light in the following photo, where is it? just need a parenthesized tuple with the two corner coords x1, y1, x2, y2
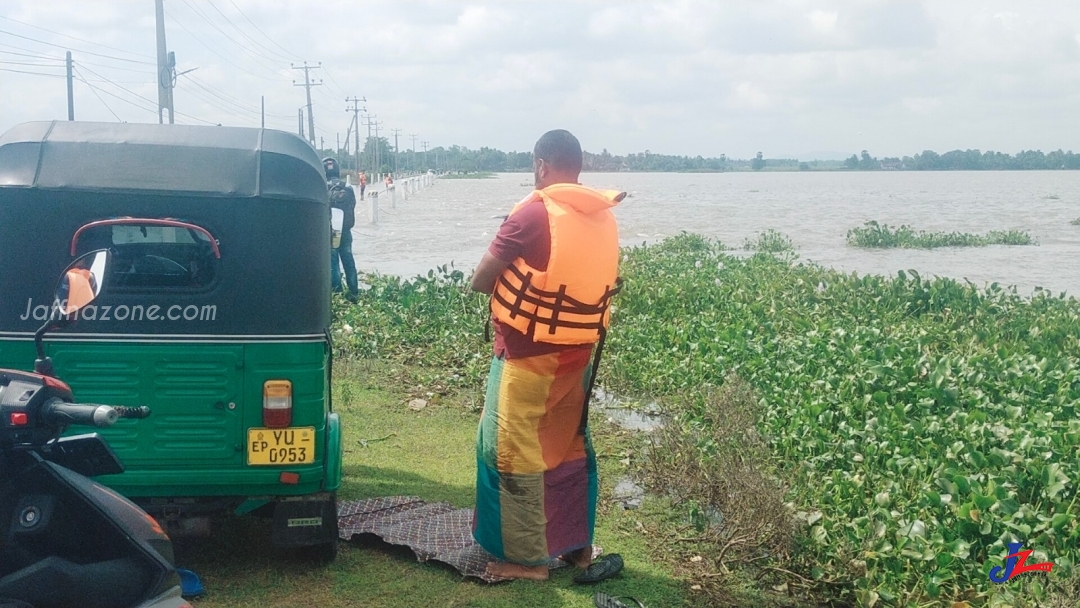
(263, 380, 292, 428)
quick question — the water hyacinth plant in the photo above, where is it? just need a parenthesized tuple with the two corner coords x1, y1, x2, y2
(332, 234, 1078, 606)
(609, 234, 1077, 606)
(743, 228, 796, 253)
(847, 220, 1037, 248)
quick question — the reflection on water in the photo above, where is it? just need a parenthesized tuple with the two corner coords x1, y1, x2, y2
(350, 171, 1080, 297)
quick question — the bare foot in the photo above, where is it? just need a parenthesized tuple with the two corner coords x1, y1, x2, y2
(485, 562, 550, 581)
(561, 546, 593, 569)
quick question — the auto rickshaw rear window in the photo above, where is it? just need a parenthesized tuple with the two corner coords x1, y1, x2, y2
(72, 221, 218, 290)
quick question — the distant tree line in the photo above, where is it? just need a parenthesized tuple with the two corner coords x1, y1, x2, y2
(320, 139, 1080, 174)
(843, 149, 1080, 171)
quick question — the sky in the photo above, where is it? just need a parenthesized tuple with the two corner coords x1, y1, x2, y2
(0, 0, 1078, 160)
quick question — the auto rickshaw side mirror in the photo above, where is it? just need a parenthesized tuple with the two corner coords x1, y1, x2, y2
(34, 249, 112, 376)
(54, 249, 111, 315)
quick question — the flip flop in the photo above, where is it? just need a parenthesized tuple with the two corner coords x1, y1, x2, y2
(594, 592, 646, 608)
(574, 553, 624, 584)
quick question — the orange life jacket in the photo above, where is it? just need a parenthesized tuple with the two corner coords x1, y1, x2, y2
(63, 267, 96, 314)
(491, 183, 624, 345)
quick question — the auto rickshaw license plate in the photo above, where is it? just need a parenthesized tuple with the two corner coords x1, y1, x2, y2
(247, 427, 316, 465)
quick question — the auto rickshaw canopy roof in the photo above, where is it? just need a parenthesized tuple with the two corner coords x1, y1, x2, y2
(0, 121, 327, 203)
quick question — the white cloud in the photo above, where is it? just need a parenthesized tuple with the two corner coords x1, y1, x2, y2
(809, 10, 839, 33)
(902, 97, 942, 115)
(1, 1, 1080, 158)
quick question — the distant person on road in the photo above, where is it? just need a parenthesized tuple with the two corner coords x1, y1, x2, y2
(385, 173, 394, 189)
(470, 129, 626, 583)
(324, 157, 358, 301)
(358, 170, 367, 199)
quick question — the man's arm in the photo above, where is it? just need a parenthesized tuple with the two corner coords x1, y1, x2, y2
(471, 251, 511, 294)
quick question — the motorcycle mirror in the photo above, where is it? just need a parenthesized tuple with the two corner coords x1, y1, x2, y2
(35, 249, 111, 375)
(54, 249, 110, 316)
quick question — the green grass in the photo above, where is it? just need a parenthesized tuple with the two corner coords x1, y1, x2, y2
(847, 220, 1037, 248)
(178, 359, 687, 608)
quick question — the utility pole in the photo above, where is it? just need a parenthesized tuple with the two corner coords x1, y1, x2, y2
(422, 140, 429, 170)
(362, 114, 376, 174)
(292, 62, 321, 145)
(343, 120, 353, 169)
(409, 133, 417, 171)
(65, 51, 74, 121)
(346, 97, 366, 170)
(372, 121, 382, 175)
(391, 128, 402, 174)
(298, 107, 304, 139)
(260, 95, 264, 129)
(154, 0, 174, 124)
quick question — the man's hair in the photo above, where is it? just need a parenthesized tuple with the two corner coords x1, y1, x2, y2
(322, 157, 340, 180)
(534, 129, 582, 175)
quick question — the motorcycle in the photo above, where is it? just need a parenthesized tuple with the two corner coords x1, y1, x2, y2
(0, 250, 187, 608)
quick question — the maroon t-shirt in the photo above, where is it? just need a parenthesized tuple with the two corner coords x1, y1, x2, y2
(488, 199, 593, 360)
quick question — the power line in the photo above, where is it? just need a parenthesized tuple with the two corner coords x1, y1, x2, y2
(67, 58, 155, 75)
(186, 73, 292, 118)
(203, 0, 296, 64)
(321, 67, 349, 98)
(176, 0, 285, 79)
(0, 28, 156, 65)
(0, 14, 155, 60)
(0, 44, 152, 75)
(78, 63, 217, 125)
(73, 65, 123, 121)
(164, 7, 280, 81)
(176, 80, 257, 121)
(0, 49, 63, 60)
(0, 59, 63, 66)
(226, 0, 300, 61)
(73, 74, 158, 116)
(0, 67, 64, 77)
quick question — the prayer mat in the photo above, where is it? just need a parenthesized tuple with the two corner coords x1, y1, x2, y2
(337, 497, 599, 583)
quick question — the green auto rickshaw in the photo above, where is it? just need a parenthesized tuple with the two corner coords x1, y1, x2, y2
(0, 121, 342, 560)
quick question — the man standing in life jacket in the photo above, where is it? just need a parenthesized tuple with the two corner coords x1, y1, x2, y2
(470, 129, 626, 582)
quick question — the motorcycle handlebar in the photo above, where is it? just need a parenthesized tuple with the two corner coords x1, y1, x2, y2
(42, 399, 118, 428)
(113, 405, 151, 419)
(40, 399, 153, 428)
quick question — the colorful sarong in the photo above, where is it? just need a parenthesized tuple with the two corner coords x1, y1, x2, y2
(472, 348, 598, 565)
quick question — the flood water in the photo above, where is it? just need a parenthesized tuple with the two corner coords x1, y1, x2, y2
(351, 171, 1080, 297)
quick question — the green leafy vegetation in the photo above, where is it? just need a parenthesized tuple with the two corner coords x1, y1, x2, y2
(847, 221, 1037, 249)
(743, 229, 795, 253)
(332, 236, 1080, 606)
(439, 171, 497, 179)
(1070, 217, 1080, 226)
